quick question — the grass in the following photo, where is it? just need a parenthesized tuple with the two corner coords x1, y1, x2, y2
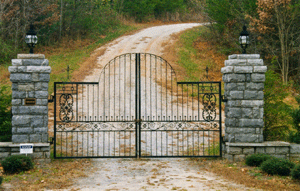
(192, 159, 300, 191)
(164, 26, 225, 82)
(0, 159, 92, 191)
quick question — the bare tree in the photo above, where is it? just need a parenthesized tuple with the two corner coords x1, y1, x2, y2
(250, 0, 300, 84)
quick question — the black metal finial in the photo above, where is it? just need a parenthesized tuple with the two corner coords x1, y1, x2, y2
(205, 66, 209, 81)
(67, 65, 70, 81)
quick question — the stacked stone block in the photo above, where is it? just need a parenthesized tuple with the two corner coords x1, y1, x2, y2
(224, 142, 290, 162)
(291, 144, 300, 160)
(0, 142, 50, 163)
(221, 54, 267, 143)
(8, 54, 51, 143)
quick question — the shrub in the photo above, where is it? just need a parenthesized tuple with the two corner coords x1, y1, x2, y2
(260, 158, 295, 176)
(245, 154, 274, 167)
(289, 132, 300, 144)
(264, 70, 292, 141)
(1, 155, 34, 174)
(0, 85, 12, 142)
(289, 96, 300, 143)
(0, 176, 2, 185)
(291, 164, 300, 180)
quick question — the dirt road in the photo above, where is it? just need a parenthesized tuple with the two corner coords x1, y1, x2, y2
(84, 23, 201, 82)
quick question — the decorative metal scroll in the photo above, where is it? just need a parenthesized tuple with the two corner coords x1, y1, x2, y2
(59, 94, 74, 122)
(140, 121, 219, 130)
(57, 122, 135, 131)
(202, 93, 217, 122)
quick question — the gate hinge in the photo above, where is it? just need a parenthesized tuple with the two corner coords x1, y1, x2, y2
(221, 95, 228, 102)
(49, 137, 54, 145)
(48, 94, 54, 103)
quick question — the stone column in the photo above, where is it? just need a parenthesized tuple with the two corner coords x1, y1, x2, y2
(9, 54, 51, 143)
(221, 54, 267, 143)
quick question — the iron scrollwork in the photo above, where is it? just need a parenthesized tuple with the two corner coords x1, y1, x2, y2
(202, 93, 217, 122)
(59, 94, 74, 122)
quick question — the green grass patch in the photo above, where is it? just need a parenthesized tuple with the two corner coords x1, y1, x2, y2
(177, 27, 203, 81)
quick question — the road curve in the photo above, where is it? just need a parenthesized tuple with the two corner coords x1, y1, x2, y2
(84, 23, 201, 82)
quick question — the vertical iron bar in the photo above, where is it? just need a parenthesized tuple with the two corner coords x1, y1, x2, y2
(88, 85, 89, 121)
(61, 132, 62, 157)
(150, 55, 152, 120)
(103, 131, 105, 156)
(177, 84, 179, 121)
(182, 84, 184, 120)
(155, 56, 157, 121)
(145, 54, 147, 120)
(114, 58, 116, 121)
(66, 132, 68, 157)
(171, 71, 173, 121)
(138, 53, 141, 157)
(54, 83, 57, 158)
(97, 83, 99, 121)
(92, 130, 94, 156)
(104, 68, 106, 121)
(219, 82, 222, 157)
(87, 131, 89, 156)
(166, 61, 167, 121)
(81, 84, 84, 121)
(130, 54, 132, 121)
(109, 63, 111, 121)
(124, 54, 126, 121)
(66, 132, 67, 157)
(198, 84, 200, 121)
(108, 131, 110, 156)
(135, 53, 140, 158)
(160, 58, 162, 121)
(187, 85, 189, 121)
(76, 84, 78, 122)
(119, 56, 121, 120)
(192, 84, 194, 120)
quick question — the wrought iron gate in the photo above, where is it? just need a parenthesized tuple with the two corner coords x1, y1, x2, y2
(54, 53, 222, 158)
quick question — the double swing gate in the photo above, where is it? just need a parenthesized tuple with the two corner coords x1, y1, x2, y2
(54, 53, 222, 158)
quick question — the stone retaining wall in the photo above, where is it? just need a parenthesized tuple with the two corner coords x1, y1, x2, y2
(290, 143, 300, 160)
(223, 142, 293, 161)
(0, 142, 50, 163)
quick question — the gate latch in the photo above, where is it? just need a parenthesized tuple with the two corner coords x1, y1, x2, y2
(135, 119, 142, 123)
(221, 95, 228, 102)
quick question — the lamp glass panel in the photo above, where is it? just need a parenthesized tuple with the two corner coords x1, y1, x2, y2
(25, 35, 32, 44)
(240, 36, 247, 44)
(32, 35, 38, 44)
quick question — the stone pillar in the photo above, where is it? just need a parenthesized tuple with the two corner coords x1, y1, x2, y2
(9, 54, 51, 143)
(221, 54, 267, 143)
